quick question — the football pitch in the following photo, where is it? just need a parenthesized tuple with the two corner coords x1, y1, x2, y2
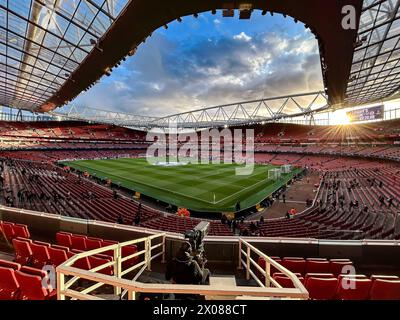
(62, 158, 301, 212)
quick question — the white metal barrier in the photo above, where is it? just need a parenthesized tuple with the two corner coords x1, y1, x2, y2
(238, 238, 308, 297)
(56, 235, 309, 300)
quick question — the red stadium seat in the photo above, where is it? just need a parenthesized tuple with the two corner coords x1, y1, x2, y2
(48, 247, 69, 267)
(281, 258, 306, 275)
(101, 239, 118, 256)
(14, 270, 49, 300)
(12, 224, 30, 239)
(306, 260, 331, 274)
(30, 243, 50, 268)
(12, 238, 32, 265)
(122, 245, 139, 269)
(305, 273, 335, 281)
(273, 275, 304, 288)
(86, 238, 102, 251)
(0, 267, 20, 300)
(369, 279, 400, 300)
(88, 255, 113, 275)
(70, 235, 87, 251)
(305, 277, 338, 300)
(0, 260, 21, 270)
(336, 278, 372, 300)
(330, 260, 353, 276)
(1, 222, 15, 241)
(56, 232, 72, 248)
(370, 275, 399, 281)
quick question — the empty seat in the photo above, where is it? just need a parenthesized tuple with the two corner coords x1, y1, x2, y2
(258, 256, 282, 277)
(30, 243, 50, 268)
(88, 255, 113, 275)
(370, 275, 399, 281)
(273, 275, 304, 288)
(1, 222, 15, 241)
(101, 240, 118, 256)
(306, 260, 331, 274)
(122, 245, 138, 268)
(305, 277, 338, 300)
(12, 238, 32, 265)
(0, 267, 20, 300)
(86, 238, 102, 251)
(48, 247, 69, 267)
(281, 258, 306, 275)
(14, 270, 49, 300)
(0, 260, 21, 270)
(70, 235, 87, 251)
(369, 279, 400, 300)
(305, 273, 335, 281)
(336, 278, 372, 300)
(12, 224, 30, 239)
(330, 260, 353, 276)
(56, 232, 72, 248)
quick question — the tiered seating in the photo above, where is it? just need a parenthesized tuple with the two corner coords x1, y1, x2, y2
(257, 256, 400, 300)
(0, 259, 55, 300)
(0, 221, 30, 241)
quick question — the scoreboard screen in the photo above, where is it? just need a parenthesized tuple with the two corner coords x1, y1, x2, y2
(346, 105, 384, 122)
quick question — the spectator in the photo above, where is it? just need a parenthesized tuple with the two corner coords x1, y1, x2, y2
(117, 214, 124, 225)
(286, 211, 291, 219)
(259, 216, 265, 225)
(221, 214, 227, 225)
(282, 194, 286, 203)
(134, 213, 141, 226)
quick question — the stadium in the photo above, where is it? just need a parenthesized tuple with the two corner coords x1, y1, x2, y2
(1, 0, 400, 303)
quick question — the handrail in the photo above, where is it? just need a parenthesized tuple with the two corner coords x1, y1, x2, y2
(56, 234, 309, 300)
(238, 238, 308, 298)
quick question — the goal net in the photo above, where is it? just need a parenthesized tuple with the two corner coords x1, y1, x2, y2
(268, 168, 282, 180)
(281, 164, 292, 174)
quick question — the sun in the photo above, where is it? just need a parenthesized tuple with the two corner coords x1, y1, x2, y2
(330, 110, 351, 125)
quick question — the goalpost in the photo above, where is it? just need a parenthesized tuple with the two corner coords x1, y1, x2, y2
(281, 164, 292, 174)
(268, 168, 282, 180)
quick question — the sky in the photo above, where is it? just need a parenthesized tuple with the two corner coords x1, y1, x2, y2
(71, 10, 324, 117)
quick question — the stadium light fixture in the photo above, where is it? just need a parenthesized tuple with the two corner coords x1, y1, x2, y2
(164, 24, 168, 29)
(193, 13, 198, 18)
(211, 9, 217, 15)
(261, 10, 267, 15)
(177, 17, 182, 22)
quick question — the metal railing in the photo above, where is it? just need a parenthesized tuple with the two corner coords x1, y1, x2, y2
(238, 238, 308, 299)
(56, 234, 309, 300)
(57, 233, 166, 300)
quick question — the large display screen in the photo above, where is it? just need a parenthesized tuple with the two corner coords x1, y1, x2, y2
(346, 105, 384, 122)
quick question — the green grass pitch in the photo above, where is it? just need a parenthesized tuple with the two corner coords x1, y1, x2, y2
(62, 158, 301, 213)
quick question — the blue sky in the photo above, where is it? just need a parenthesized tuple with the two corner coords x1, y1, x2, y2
(72, 10, 323, 116)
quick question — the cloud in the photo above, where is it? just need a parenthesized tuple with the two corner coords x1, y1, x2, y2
(71, 23, 323, 117)
(233, 32, 252, 42)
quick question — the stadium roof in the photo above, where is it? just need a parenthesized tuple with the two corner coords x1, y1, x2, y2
(0, 0, 131, 111)
(1, 0, 399, 116)
(345, 0, 400, 106)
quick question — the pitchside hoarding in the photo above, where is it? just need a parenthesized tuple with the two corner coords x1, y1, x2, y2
(346, 105, 384, 122)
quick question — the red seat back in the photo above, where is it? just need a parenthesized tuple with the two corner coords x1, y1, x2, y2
(48, 247, 69, 267)
(336, 278, 372, 300)
(30, 243, 50, 268)
(306, 260, 331, 274)
(13, 224, 30, 239)
(273, 275, 304, 288)
(281, 258, 306, 275)
(0, 267, 20, 300)
(305, 273, 335, 281)
(369, 280, 400, 300)
(70, 235, 87, 251)
(2, 222, 15, 240)
(88, 256, 113, 275)
(330, 261, 353, 276)
(15, 270, 48, 300)
(122, 245, 138, 268)
(101, 240, 118, 256)
(86, 238, 102, 251)
(305, 277, 338, 300)
(56, 232, 72, 248)
(12, 238, 32, 265)
(0, 259, 21, 270)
